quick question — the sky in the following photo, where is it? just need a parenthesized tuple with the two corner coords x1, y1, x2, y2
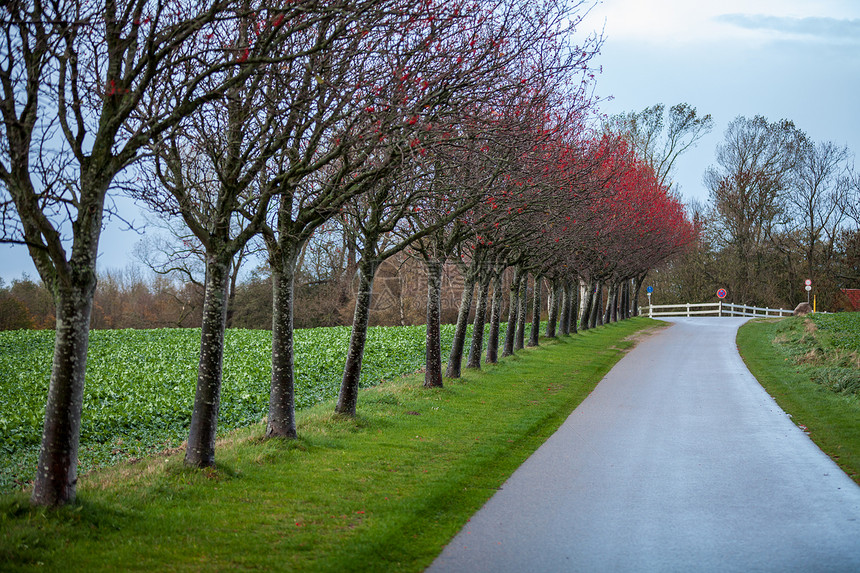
(586, 0, 860, 204)
(2, 0, 859, 284)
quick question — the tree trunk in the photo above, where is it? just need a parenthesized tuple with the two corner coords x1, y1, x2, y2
(545, 278, 559, 338)
(580, 280, 593, 331)
(611, 282, 620, 322)
(515, 273, 527, 350)
(589, 281, 602, 329)
(486, 271, 503, 364)
(620, 280, 630, 320)
(185, 258, 231, 467)
(502, 267, 522, 357)
(559, 280, 570, 335)
(266, 242, 301, 439)
(31, 280, 96, 506)
(445, 271, 476, 378)
(424, 260, 444, 388)
(632, 273, 647, 317)
(467, 271, 492, 369)
(567, 281, 578, 335)
(335, 261, 378, 416)
(604, 283, 615, 324)
(528, 274, 542, 346)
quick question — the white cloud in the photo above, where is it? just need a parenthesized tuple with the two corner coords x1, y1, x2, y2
(714, 14, 860, 44)
(587, 0, 860, 46)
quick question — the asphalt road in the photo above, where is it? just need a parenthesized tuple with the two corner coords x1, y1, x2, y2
(427, 317, 860, 572)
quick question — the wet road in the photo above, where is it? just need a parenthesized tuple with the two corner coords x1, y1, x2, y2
(427, 318, 860, 572)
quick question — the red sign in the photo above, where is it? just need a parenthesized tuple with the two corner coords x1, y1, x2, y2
(805, 279, 812, 286)
(717, 288, 727, 299)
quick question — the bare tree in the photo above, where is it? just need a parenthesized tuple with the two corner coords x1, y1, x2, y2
(607, 103, 713, 191)
(786, 139, 851, 293)
(0, 0, 255, 506)
(705, 116, 804, 305)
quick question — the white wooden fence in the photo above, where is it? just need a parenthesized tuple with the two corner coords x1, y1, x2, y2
(642, 301, 793, 318)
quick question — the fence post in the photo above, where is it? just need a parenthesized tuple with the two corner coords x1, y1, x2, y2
(686, 302, 690, 317)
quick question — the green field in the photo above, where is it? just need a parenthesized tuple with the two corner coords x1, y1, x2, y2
(0, 324, 494, 493)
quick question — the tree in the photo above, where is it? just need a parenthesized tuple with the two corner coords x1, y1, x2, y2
(410, 138, 509, 387)
(784, 139, 851, 306)
(0, 0, 256, 506)
(334, 168, 444, 414)
(607, 103, 713, 191)
(705, 116, 804, 305)
(259, 0, 496, 434)
(134, 2, 353, 466)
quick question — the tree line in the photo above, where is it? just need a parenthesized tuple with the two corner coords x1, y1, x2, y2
(648, 115, 859, 311)
(1, 0, 696, 506)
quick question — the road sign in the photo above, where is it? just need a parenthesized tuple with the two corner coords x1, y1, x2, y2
(805, 285, 812, 292)
(646, 286, 653, 294)
(717, 288, 727, 299)
(805, 279, 812, 286)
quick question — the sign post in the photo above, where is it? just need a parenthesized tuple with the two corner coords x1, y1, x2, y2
(646, 286, 653, 317)
(805, 279, 812, 303)
(717, 288, 727, 316)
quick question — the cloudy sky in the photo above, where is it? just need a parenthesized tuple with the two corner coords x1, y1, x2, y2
(587, 0, 860, 204)
(2, 0, 859, 283)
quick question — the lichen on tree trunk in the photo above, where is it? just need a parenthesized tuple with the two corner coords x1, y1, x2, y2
(31, 280, 96, 506)
(336, 261, 378, 416)
(545, 278, 560, 338)
(185, 259, 231, 467)
(424, 260, 444, 388)
(266, 242, 301, 439)
(486, 271, 503, 364)
(589, 280, 602, 329)
(580, 279, 593, 331)
(515, 273, 527, 350)
(502, 267, 522, 357)
(467, 271, 492, 369)
(559, 280, 570, 335)
(569, 280, 579, 334)
(604, 282, 615, 324)
(528, 274, 541, 346)
(445, 272, 476, 379)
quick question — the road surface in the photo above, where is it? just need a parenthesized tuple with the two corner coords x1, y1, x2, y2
(427, 317, 860, 572)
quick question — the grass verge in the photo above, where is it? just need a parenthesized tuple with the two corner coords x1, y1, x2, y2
(1, 317, 659, 572)
(737, 317, 860, 485)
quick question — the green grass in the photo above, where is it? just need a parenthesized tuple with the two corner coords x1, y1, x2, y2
(737, 315, 860, 485)
(0, 318, 658, 572)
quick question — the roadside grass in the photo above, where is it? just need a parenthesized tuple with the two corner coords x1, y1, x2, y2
(737, 315, 860, 485)
(1, 318, 658, 572)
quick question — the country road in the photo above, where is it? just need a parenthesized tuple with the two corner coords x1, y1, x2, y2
(427, 317, 860, 573)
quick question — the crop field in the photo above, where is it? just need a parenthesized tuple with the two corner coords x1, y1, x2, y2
(810, 312, 860, 353)
(0, 323, 500, 493)
(772, 312, 860, 397)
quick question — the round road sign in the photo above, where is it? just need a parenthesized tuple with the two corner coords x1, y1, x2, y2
(805, 279, 812, 286)
(717, 288, 727, 299)
(646, 286, 654, 294)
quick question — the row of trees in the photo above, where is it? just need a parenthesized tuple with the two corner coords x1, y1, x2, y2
(1, 0, 696, 506)
(650, 115, 859, 310)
